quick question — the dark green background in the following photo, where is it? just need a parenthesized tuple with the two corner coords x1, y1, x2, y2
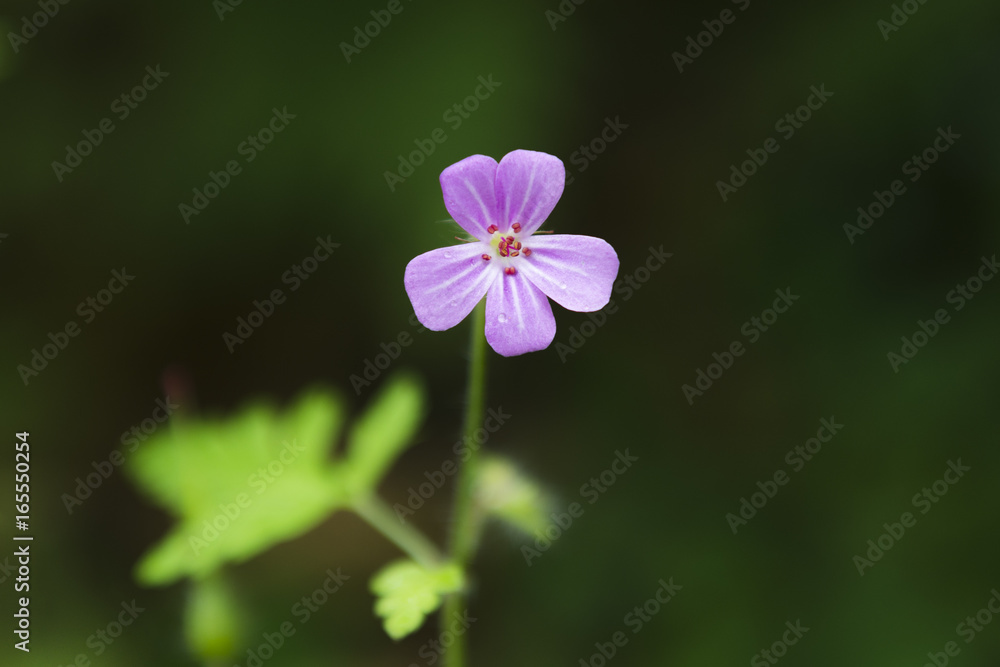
(1, 0, 998, 664)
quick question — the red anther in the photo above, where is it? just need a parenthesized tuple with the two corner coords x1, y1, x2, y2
(481, 254, 491, 261)
(514, 241, 522, 250)
(510, 250, 519, 257)
(522, 248, 532, 256)
(511, 223, 522, 233)
(506, 236, 514, 244)
(504, 266, 517, 275)
(486, 224, 498, 234)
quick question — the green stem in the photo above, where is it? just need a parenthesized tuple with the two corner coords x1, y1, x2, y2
(353, 495, 445, 569)
(442, 300, 488, 667)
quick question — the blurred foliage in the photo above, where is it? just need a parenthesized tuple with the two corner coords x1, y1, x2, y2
(343, 373, 425, 497)
(2, 0, 999, 664)
(476, 455, 553, 536)
(129, 373, 425, 585)
(128, 372, 431, 656)
(128, 388, 348, 584)
(370, 559, 464, 641)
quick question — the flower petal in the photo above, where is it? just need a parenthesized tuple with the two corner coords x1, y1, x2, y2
(484, 270, 556, 357)
(404, 243, 497, 331)
(495, 150, 565, 235)
(439, 155, 501, 241)
(517, 235, 620, 312)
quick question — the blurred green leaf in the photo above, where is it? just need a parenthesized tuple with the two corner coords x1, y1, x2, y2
(476, 455, 553, 535)
(370, 559, 464, 640)
(343, 373, 425, 497)
(128, 389, 347, 585)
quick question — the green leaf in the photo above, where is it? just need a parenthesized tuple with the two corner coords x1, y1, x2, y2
(127, 389, 347, 585)
(370, 560, 464, 640)
(343, 373, 425, 496)
(476, 455, 553, 535)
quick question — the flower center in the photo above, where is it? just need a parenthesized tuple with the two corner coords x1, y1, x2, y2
(493, 232, 521, 258)
(483, 225, 531, 275)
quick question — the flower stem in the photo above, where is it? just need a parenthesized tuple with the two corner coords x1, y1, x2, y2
(442, 299, 488, 667)
(353, 495, 445, 569)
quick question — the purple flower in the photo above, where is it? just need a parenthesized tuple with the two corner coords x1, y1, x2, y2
(404, 150, 620, 357)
